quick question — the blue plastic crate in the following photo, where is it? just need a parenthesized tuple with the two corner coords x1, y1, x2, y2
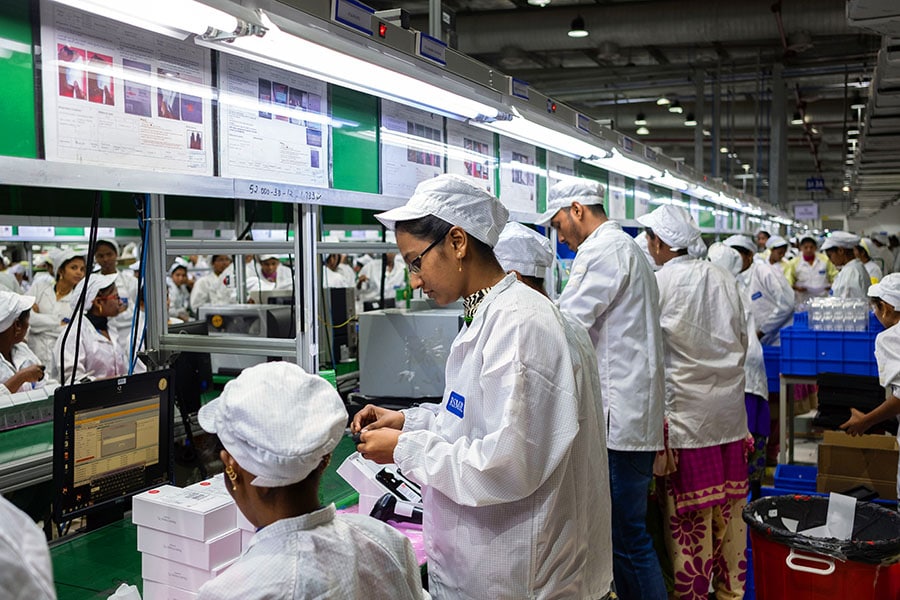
(773, 464, 818, 493)
(762, 344, 781, 393)
(780, 326, 878, 377)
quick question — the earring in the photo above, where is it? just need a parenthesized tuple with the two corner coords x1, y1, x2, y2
(97, 304, 103, 316)
(457, 253, 462, 272)
(225, 465, 238, 491)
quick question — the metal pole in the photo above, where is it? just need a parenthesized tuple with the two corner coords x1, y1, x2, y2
(693, 68, 704, 174)
(233, 199, 247, 302)
(429, 0, 441, 38)
(770, 63, 788, 208)
(712, 67, 722, 177)
(299, 203, 319, 373)
(145, 194, 167, 364)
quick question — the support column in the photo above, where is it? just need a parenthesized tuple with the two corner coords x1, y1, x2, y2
(145, 194, 166, 365)
(712, 70, 722, 177)
(233, 199, 246, 303)
(693, 68, 705, 174)
(769, 63, 788, 208)
(429, 0, 441, 38)
(299, 203, 319, 373)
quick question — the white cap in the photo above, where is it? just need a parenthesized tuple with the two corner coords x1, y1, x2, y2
(637, 205, 707, 258)
(871, 234, 889, 246)
(765, 235, 789, 250)
(536, 179, 605, 225)
(198, 362, 347, 487)
(494, 222, 554, 278)
(8, 262, 25, 275)
(70, 272, 118, 310)
(869, 273, 900, 308)
(858, 238, 874, 257)
(375, 174, 509, 248)
(708, 242, 742, 277)
(821, 231, 860, 251)
(55, 249, 84, 269)
(168, 257, 189, 275)
(0, 290, 34, 332)
(723, 234, 757, 254)
(95, 238, 119, 256)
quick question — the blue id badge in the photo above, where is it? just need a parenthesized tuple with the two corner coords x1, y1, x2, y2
(447, 391, 465, 418)
(751, 291, 763, 301)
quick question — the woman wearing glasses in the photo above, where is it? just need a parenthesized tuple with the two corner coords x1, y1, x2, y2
(352, 174, 613, 600)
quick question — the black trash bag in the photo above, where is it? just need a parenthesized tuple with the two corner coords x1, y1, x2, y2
(743, 495, 900, 565)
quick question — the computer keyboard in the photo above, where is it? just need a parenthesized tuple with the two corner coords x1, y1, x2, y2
(92, 466, 146, 502)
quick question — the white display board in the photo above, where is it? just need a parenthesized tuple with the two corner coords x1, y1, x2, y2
(547, 152, 577, 188)
(218, 54, 329, 187)
(380, 100, 444, 198)
(498, 137, 538, 213)
(40, 1, 213, 174)
(634, 180, 650, 218)
(445, 120, 495, 193)
(608, 172, 627, 220)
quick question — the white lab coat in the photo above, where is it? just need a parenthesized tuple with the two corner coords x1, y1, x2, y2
(0, 343, 56, 395)
(0, 272, 21, 294)
(322, 267, 354, 288)
(864, 260, 883, 284)
(26, 280, 79, 369)
(0, 495, 56, 600)
(246, 263, 294, 292)
(52, 315, 129, 383)
(655, 256, 749, 449)
(872, 245, 894, 275)
(197, 505, 424, 600)
(108, 270, 139, 356)
(831, 258, 869, 299)
(558, 221, 666, 452)
(738, 262, 794, 346)
(167, 279, 191, 320)
(395, 274, 613, 599)
(357, 258, 407, 303)
(789, 253, 831, 305)
(873, 324, 900, 497)
(190, 265, 236, 309)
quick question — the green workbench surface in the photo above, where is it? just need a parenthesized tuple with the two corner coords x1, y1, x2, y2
(50, 435, 360, 598)
(0, 421, 52, 462)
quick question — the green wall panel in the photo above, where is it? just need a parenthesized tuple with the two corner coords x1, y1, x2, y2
(330, 86, 378, 193)
(574, 162, 610, 211)
(164, 196, 234, 222)
(1, 186, 137, 219)
(535, 148, 547, 213)
(0, 0, 37, 158)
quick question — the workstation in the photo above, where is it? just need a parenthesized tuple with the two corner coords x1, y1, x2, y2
(2, 0, 900, 599)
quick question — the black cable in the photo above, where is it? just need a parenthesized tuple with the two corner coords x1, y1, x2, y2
(287, 220, 296, 337)
(129, 194, 148, 369)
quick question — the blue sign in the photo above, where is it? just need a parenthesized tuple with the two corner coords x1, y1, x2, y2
(447, 391, 465, 418)
(805, 177, 825, 191)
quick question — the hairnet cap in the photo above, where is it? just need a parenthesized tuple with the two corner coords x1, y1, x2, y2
(258, 254, 282, 262)
(723, 234, 757, 254)
(70, 272, 118, 310)
(872, 234, 889, 246)
(765, 235, 789, 250)
(637, 205, 706, 257)
(95, 238, 119, 256)
(374, 174, 509, 248)
(0, 290, 34, 333)
(168, 257, 189, 275)
(821, 231, 860, 251)
(198, 362, 347, 488)
(869, 273, 900, 308)
(494, 222, 554, 278)
(55, 249, 84, 269)
(708, 242, 742, 277)
(535, 179, 605, 225)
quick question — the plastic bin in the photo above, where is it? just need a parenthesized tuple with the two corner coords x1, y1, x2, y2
(743, 495, 900, 599)
(780, 327, 878, 377)
(763, 344, 781, 394)
(774, 464, 817, 493)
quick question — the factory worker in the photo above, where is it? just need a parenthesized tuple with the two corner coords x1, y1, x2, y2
(756, 229, 770, 252)
(322, 254, 354, 288)
(537, 179, 665, 600)
(196, 362, 424, 600)
(785, 236, 835, 305)
(189, 254, 236, 309)
(765, 235, 791, 278)
(0, 494, 56, 599)
(0, 291, 54, 395)
(357, 253, 406, 305)
(868, 234, 893, 275)
(708, 243, 769, 500)
(52, 273, 132, 384)
(93, 239, 139, 355)
(353, 174, 614, 599)
(841, 274, 900, 498)
(31, 252, 55, 288)
(26, 250, 86, 368)
(248, 254, 293, 292)
(639, 205, 749, 600)
(724, 235, 794, 346)
(633, 230, 660, 271)
(0, 261, 21, 294)
(493, 222, 554, 293)
(856, 238, 883, 284)
(822, 231, 869, 298)
(167, 259, 191, 322)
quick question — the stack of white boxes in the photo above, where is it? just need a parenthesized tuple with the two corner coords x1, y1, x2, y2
(132, 480, 247, 599)
(184, 475, 256, 552)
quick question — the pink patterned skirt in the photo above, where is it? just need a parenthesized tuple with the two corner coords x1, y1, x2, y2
(666, 439, 749, 516)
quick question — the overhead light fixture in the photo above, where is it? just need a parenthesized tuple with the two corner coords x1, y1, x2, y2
(668, 101, 683, 114)
(842, 185, 851, 193)
(791, 112, 803, 125)
(584, 149, 662, 181)
(810, 127, 819, 135)
(845, 159, 854, 165)
(655, 171, 694, 192)
(683, 113, 697, 126)
(568, 16, 589, 38)
(719, 146, 728, 154)
(636, 126, 650, 135)
(196, 12, 504, 122)
(527, 0, 551, 5)
(473, 106, 602, 159)
(847, 129, 859, 137)
(702, 129, 711, 137)
(656, 96, 671, 106)
(634, 113, 647, 126)
(850, 92, 866, 110)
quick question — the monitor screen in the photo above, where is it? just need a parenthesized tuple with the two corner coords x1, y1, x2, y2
(53, 371, 173, 522)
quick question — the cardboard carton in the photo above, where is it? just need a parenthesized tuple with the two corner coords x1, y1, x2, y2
(816, 431, 898, 501)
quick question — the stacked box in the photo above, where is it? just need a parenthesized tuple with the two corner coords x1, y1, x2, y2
(132, 485, 242, 599)
(816, 431, 899, 501)
(185, 475, 256, 551)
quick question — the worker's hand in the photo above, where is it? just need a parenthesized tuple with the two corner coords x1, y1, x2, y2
(357, 428, 401, 464)
(351, 404, 405, 434)
(16, 364, 45, 384)
(840, 408, 868, 436)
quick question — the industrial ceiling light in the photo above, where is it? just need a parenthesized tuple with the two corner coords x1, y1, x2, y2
(842, 185, 851, 193)
(668, 101, 683, 114)
(634, 113, 647, 126)
(790, 112, 803, 125)
(527, 0, 551, 5)
(847, 129, 859, 137)
(568, 16, 588, 38)
(656, 95, 671, 106)
(683, 113, 697, 126)
(719, 146, 728, 154)
(636, 125, 650, 135)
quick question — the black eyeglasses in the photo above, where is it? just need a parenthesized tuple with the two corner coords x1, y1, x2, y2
(408, 231, 448, 274)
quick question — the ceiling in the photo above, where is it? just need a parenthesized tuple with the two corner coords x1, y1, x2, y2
(366, 0, 899, 219)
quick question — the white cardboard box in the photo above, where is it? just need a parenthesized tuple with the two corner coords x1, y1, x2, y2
(137, 525, 241, 571)
(142, 553, 235, 593)
(240, 529, 254, 553)
(132, 485, 236, 541)
(142, 580, 198, 600)
(185, 475, 255, 531)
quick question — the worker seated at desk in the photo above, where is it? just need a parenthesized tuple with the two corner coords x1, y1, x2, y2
(196, 362, 425, 600)
(0, 290, 55, 395)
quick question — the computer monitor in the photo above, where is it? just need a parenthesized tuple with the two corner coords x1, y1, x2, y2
(167, 321, 213, 416)
(53, 371, 174, 523)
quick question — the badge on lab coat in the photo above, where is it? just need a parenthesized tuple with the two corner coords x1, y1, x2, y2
(447, 391, 465, 418)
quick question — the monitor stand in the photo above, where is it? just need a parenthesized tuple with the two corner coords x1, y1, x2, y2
(84, 503, 126, 532)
